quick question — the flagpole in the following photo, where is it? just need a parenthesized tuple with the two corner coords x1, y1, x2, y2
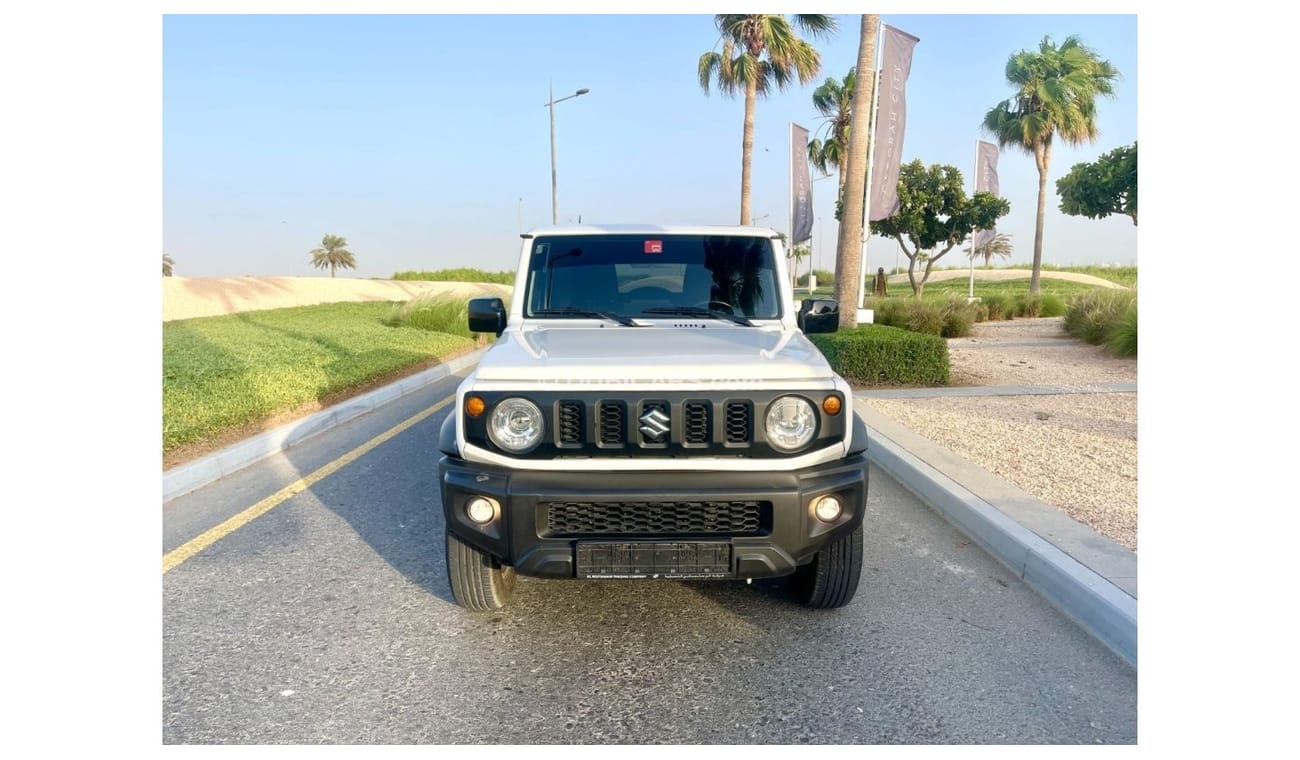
(856, 25, 885, 312)
(789, 121, 798, 293)
(968, 140, 979, 302)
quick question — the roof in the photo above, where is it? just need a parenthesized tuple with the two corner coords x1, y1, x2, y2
(523, 224, 781, 238)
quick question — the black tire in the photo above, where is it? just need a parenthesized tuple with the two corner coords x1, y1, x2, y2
(791, 524, 863, 609)
(446, 532, 516, 611)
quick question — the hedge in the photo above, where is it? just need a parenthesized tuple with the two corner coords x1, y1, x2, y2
(809, 324, 950, 386)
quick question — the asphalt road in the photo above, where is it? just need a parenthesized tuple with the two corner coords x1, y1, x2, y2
(163, 372, 1137, 744)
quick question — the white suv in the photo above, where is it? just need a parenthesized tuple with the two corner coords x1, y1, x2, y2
(437, 225, 867, 610)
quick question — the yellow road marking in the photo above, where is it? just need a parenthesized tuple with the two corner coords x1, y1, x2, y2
(163, 394, 455, 574)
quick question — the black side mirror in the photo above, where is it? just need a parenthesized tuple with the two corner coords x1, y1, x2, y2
(468, 297, 507, 336)
(798, 298, 839, 334)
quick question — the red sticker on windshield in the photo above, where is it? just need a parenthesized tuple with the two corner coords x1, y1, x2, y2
(644, 240, 663, 254)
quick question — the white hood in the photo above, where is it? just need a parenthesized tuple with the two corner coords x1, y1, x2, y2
(472, 324, 833, 384)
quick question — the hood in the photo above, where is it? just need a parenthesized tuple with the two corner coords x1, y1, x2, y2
(472, 325, 833, 383)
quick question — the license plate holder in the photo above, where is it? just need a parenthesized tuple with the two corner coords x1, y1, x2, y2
(576, 541, 732, 579)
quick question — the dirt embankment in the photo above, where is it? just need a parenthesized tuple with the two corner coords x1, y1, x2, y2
(162, 276, 512, 321)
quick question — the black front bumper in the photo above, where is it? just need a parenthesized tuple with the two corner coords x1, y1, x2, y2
(438, 453, 867, 580)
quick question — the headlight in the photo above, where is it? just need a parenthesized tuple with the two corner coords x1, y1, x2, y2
(488, 397, 544, 452)
(765, 396, 816, 452)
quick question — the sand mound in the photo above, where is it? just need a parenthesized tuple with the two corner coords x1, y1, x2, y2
(163, 276, 512, 321)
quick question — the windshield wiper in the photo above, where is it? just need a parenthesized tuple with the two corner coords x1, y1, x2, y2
(641, 306, 754, 327)
(533, 308, 641, 327)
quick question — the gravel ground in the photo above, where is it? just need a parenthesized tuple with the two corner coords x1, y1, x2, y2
(864, 318, 1139, 550)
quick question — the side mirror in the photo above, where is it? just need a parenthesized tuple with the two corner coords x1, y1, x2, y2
(468, 297, 507, 336)
(798, 298, 839, 334)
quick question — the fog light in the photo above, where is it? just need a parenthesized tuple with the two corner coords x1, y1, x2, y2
(813, 495, 843, 523)
(466, 496, 497, 525)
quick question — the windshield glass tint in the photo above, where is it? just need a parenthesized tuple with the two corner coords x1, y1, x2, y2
(524, 234, 782, 319)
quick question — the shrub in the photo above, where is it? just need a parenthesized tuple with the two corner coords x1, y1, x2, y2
(1013, 293, 1042, 318)
(939, 298, 976, 338)
(1109, 303, 1137, 357)
(983, 293, 1012, 320)
(903, 300, 946, 336)
(973, 301, 990, 323)
(865, 297, 902, 328)
(798, 268, 835, 287)
(1064, 289, 1138, 349)
(809, 324, 949, 386)
(393, 268, 515, 285)
(386, 294, 477, 339)
(1040, 293, 1067, 317)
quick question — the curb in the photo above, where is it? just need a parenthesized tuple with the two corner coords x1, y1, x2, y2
(858, 402, 1137, 667)
(163, 349, 485, 503)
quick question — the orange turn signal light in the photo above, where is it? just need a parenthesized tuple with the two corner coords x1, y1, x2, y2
(466, 395, 486, 418)
(822, 395, 842, 416)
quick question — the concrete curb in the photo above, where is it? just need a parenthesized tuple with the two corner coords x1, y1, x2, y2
(858, 402, 1137, 667)
(163, 349, 485, 503)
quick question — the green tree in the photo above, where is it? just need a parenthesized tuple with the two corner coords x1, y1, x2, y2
(832, 15, 879, 328)
(807, 67, 855, 219)
(309, 234, 357, 278)
(968, 232, 1014, 268)
(872, 160, 1011, 297)
(982, 35, 1120, 294)
(162, 253, 174, 277)
(698, 14, 836, 225)
(1056, 141, 1137, 225)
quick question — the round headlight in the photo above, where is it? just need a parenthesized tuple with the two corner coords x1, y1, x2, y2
(765, 396, 816, 452)
(488, 397, 544, 452)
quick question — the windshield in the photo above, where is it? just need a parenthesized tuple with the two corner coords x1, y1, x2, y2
(524, 234, 782, 320)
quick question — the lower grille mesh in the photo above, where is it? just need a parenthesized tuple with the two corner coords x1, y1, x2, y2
(544, 501, 768, 537)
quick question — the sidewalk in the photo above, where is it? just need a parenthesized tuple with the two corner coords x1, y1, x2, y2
(855, 316, 1137, 664)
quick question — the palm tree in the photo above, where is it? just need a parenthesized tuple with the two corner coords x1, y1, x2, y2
(832, 15, 880, 329)
(788, 244, 811, 290)
(698, 14, 836, 225)
(309, 234, 357, 278)
(983, 35, 1119, 294)
(969, 232, 1014, 268)
(162, 253, 174, 277)
(807, 67, 855, 219)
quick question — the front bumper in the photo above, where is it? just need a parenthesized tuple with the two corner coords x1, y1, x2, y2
(438, 453, 867, 580)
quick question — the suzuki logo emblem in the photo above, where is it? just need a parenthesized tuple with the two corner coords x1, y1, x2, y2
(639, 407, 671, 440)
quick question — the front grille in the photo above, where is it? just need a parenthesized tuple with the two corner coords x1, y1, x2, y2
(684, 401, 710, 445)
(543, 500, 769, 537)
(558, 402, 583, 445)
(598, 401, 625, 446)
(725, 401, 752, 444)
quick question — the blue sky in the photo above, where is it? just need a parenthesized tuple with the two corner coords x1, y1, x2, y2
(163, 13, 1137, 278)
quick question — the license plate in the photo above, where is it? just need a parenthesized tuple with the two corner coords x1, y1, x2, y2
(576, 542, 732, 579)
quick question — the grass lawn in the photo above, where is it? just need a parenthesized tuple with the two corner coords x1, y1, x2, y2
(163, 302, 474, 459)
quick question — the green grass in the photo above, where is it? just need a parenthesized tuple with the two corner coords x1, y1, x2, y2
(163, 302, 473, 454)
(392, 268, 515, 284)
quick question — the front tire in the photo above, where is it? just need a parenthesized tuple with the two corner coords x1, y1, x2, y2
(446, 532, 516, 610)
(791, 524, 863, 609)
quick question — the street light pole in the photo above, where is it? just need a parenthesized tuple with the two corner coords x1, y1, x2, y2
(546, 82, 590, 225)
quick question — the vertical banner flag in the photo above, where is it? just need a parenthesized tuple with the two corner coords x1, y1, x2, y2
(868, 25, 920, 222)
(973, 140, 1000, 250)
(790, 122, 814, 244)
